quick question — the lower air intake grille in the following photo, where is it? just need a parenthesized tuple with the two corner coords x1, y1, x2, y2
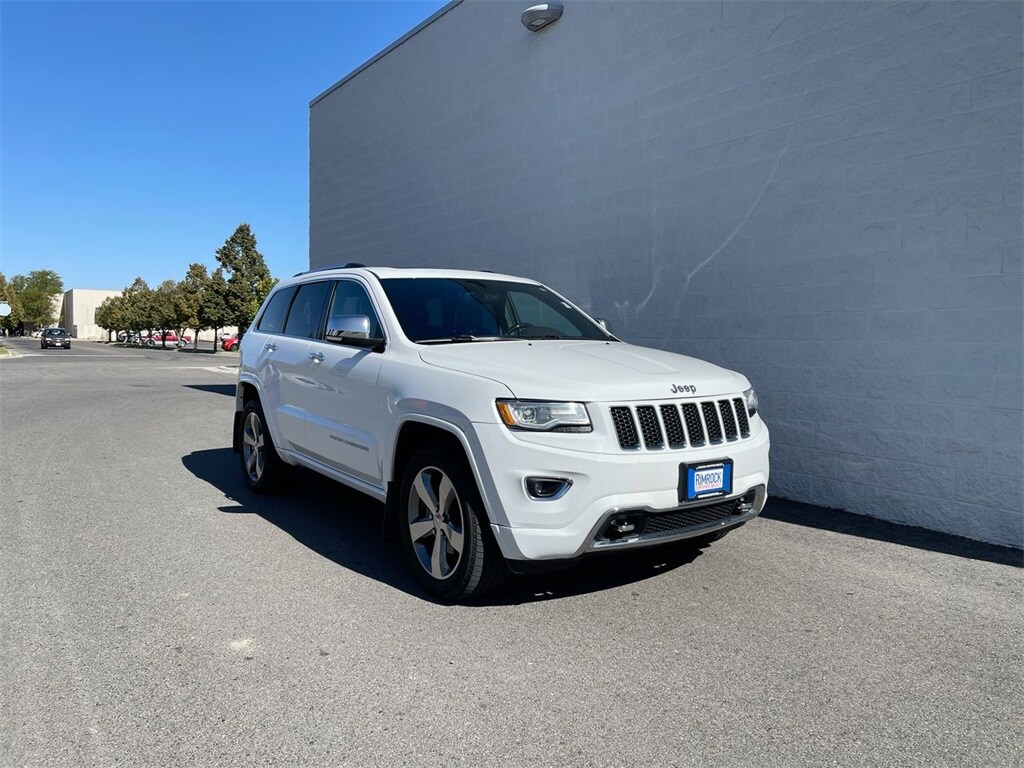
(642, 500, 739, 537)
(596, 498, 741, 544)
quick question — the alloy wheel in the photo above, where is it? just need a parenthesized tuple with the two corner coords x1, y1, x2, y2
(241, 411, 265, 483)
(406, 466, 466, 580)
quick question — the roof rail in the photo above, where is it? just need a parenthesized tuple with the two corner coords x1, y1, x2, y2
(292, 262, 367, 277)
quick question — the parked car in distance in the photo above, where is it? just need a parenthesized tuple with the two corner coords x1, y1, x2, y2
(40, 328, 71, 349)
(221, 334, 240, 351)
(233, 266, 771, 601)
(145, 331, 192, 347)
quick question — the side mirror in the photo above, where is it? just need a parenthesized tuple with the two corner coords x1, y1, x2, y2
(594, 317, 611, 333)
(325, 314, 384, 350)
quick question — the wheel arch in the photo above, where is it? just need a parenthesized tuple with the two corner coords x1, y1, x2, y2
(384, 417, 499, 538)
(232, 378, 263, 454)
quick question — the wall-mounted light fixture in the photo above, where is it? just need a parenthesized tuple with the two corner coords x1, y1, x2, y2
(521, 2, 563, 32)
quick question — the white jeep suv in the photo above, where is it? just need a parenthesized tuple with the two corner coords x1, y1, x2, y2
(233, 266, 770, 600)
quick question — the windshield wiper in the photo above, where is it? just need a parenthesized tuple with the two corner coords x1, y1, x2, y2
(417, 335, 519, 345)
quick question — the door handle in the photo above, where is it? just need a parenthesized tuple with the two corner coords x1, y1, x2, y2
(308, 352, 324, 364)
(264, 342, 277, 352)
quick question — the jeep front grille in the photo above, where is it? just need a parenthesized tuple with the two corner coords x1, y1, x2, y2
(610, 397, 750, 451)
(609, 406, 640, 449)
(636, 406, 664, 449)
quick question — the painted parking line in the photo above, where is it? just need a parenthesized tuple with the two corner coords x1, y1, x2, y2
(165, 365, 239, 375)
(11, 353, 145, 358)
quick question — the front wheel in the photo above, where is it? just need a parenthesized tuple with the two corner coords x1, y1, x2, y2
(398, 449, 507, 601)
(238, 399, 290, 493)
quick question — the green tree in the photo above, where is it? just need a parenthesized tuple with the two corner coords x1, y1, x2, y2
(94, 295, 117, 341)
(178, 263, 209, 349)
(199, 268, 231, 351)
(11, 269, 63, 329)
(215, 223, 275, 338)
(0, 273, 26, 334)
(152, 279, 185, 348)
(122, 277, 153, 344)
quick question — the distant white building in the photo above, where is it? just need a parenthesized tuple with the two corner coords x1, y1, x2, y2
(54, 288, 238, 343)
(60, 289, 119, 339)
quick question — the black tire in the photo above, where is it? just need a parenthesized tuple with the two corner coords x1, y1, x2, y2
(398, 448, 507, 601)
(238, 398, 290, 493)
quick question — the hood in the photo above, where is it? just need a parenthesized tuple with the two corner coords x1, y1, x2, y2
(418, 341, 748, 402)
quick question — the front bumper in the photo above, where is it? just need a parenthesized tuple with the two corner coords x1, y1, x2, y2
(472, 420, 770, 561)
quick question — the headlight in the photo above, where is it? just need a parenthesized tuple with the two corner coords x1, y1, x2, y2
(743, 387, 758, 417)
(496, 400, 591, 432)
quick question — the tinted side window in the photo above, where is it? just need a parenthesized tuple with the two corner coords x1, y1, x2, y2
(257, 286, 296, 333)
(284, 281, 332, 339)
(326, 280, 383, 339)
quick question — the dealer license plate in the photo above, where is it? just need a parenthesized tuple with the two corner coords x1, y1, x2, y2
(679, 459, 733, 503)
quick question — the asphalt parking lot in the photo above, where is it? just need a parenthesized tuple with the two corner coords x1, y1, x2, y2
(1, 337, 1021, 767)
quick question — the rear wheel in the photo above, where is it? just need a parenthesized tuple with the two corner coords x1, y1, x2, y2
(398, 449, 506, 601)
(238, 399, 290, 493)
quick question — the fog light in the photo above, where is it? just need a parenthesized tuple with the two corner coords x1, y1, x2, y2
(603, 512, 647, 540)
(736, 490, 758, 514)
(525, 477, 572, 500)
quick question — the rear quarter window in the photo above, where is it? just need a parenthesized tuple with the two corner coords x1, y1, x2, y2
(256, 287, 297, 333)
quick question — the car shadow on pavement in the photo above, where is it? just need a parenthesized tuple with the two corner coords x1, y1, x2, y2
(181, 447, 707, 605)
(183, 384, 236, 397)
(762, 498, 1022, 567)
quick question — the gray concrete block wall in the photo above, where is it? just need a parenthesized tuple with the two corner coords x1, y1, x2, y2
(310, 0, 1023, 546)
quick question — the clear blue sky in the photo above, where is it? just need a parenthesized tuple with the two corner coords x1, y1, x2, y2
(1, 0, 447, 290)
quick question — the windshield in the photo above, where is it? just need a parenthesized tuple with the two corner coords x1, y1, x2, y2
(379, 278, 612, 344)
(43, 329, 66, 336)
